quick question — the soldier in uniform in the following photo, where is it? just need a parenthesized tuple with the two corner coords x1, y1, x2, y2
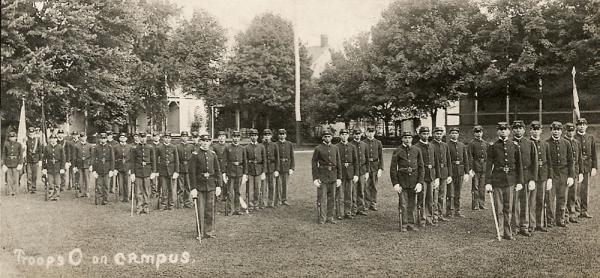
(2, 132, 23, 196)
(92, 133, 115, 205)
(468, 125, 488, 210)
(113, 133, 132, 202)
(56, 130, 71, 192)
(245, 129, 266, 211)
(363, 127, 383, 211)
(72, 132, 93, 198)
(414, 126, 440, 226)
(262, 129, 280, 208)
(432, 127, 453, 222)
(106, 131, 119, 194)
(546, 121, 575, 227)
(223, 131, 248, 215)
(177, 131, 195, 208)
(156, 133, 180, 210)
(276, 129, 294, 206)
(575, 118, 597, 218)
(190, 133, 223, 239)
(484, 122, 523, 240)
(25, 127, 42, 194)
(391, 131, 424, 232)
(447, 127, 473, 218)
(212, 131, 228, 202)
(42, 134, 66, 200)
(336, 129, 359, 219)
(351, 129, 369, 216)
(150, 132, 162, 198)
(529, 121, 551, 232)
(67, 131, 79, 190)
(312, 130, 342, 224)
(564, 123, 583, 223)
(511, 120, 537, 237)
(130, 132, 157, 214)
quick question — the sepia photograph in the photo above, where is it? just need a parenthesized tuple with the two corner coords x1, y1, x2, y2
(1, 0, 599, 277)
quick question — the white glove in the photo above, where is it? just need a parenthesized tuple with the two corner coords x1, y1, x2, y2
(336, 179, 342, 187)
(313, 179, 321, 188)
(73, 167, 78, 173)
(546, 179, 552, 190)
(462, 174, 469, 183)
(173, 172, 179, 179)
(42, 169, 47, 175)
(88, 166, 93, 172)
(393, 184, 402, 193)
(190, 189, 198, 199)
(2, 165, 8, 172)
(38, 161, 42, 167)
(433, 178, 440, 189)
(92, 171, 99, 179)
(377, 169, 383, 178)
(289, 169, 294, 175)
(446, 176, 453, 184)
(352, 175, 359, 183)
(215, 187, 221, 196)
(17, 164, 23, 171)
(241, 174, 248, 184)
(592, 168, 597, 176)
(222, 173, 228, 183)
(516, 183, 523, 191)
(415, 183, 423, 193)
(485, 184, 493, 192)
(108, 171, 115, 178)
(578, 173, 584, 182)
(65, 162, 71, 169)
(130, 173, 136, 180)
(567, 177, 574, 187)
(274, 171, 279, 177)
(365, 172, 369, 180)
(469, 170, 475, 178)
(59, 169, 65, 174)
(261, 173, 266, 180)
(528, 180, 536, 191)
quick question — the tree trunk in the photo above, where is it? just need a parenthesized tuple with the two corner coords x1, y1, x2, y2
(265, 110, 271, 129)
(383, 118, 389, 138)
(251, 111, 257, 128)
(431, 109, 438, 130)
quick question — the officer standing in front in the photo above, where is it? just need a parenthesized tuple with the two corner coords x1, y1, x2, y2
(336, 129, 359, 219)
(447, 127, 473, 218)
(468, 125, 488, 210)
(363, 127, 383, 211)
(391, 131, 424, 232)
(484, 122, 523, 240)
(511, 120, 537, 237)
(2, 132, 23, 196)
(574, 118, 597, 218)
(312, 130, 342, 224)
(276, 129, 294, 206)
(546, 121, 575, 227)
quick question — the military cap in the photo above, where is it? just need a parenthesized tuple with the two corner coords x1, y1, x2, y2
(180, 131, 189, 137)
(496, 122, 509, 129)
(71, 131, 78, 136)
(278, 129, 287, 135)
(418, 126, 430, 134)
(138, 131, 147, 137)
(232, 130, 241, 137)
(530, 121, 542, 129)
(263, 129, 272, 135)
(576, 118, 588, 125)
(322, 130, 333, 137)
(565, 123, 575, 131)
(199, 133, 211, 141)
(119, 132, 127, 137)
(79, 132, 87, 137)
(99, 133, 107, 139)
(191, 131, 199, 136)
(191, 133, 200, 138)
(339, 129, 349, 134)
(49, 134, 57, 139)
(551, 121, 563, 130)
(353, 129, 362, 135)
(473, 125, 483, 132)
(511, 120, 525, 128)
(106, 130, 113, 135)
(8, 131, 17, 137)
(132, 132, 140, 137)
(433, 127, 445, 133)
(163, 132, 171, 138)
(152, 132, 160, 137)
(28, 127, 35, 133)
(218, 131, 227, 136)
(249, 129, 259, 135)
(366, 127, 375, 132)
(57, 129, 65, 134)
(401, 131, 413, 137)
(448, 127, 460, 133)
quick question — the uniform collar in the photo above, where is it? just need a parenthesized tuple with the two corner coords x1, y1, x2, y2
(279, 139, 286, 143)
(419, 140, 428, 145)
(498, 137, 508, 143)
(450, 139, 458, 143)
(551, 136, 561, 141)
(513, 136, 523, 142)
(341, 140, 348, 145)
(530, 136, 540, 142)
(322, 142, 331, 146)
(577, 131, 585, 136)
(402, 143, 410, 148)
(200, 146, 209, 151)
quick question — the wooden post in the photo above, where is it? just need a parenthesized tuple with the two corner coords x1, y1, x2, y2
(235, 109, 240, 131)
(505, 85, 510, 123)
(474, 92, 478, 125)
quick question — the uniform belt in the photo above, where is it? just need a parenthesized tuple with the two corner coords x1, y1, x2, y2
(479, 158, 485, 162)
(202, 172, 210, 178)
(319, 165, 336, 171)
(538, 160, 545, 166)
(581, 155, 588, 159)
(343, 162, 351, 167)
(440, 163, 446, 168)
(248, 160, 262, 164)
(495, 166, 510, 174)
(231, 162, 241, 166)
(281, 158, 289, 161)
(453, 161, 462, 165)
(426, 165, 433, 169)
(368, 158, 379, 162)
(398, 167, 413, 173)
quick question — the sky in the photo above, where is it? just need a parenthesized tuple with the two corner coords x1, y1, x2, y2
(175, 0, 393, 50)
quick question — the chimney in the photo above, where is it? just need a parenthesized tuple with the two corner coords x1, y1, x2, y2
(320, 34, 328, 48)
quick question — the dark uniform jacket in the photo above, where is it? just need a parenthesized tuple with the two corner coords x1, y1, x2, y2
(485, 138, 523, 188)
(177, 142, 196, 174)
(56, 139, 71, 163)
(547, 137, 574, 180)
(415, 141, 439, 182)
(448, 139, 470, 177)
(311, 142, 342, 183)
(245, 142, 266, 176)
(42, 144, 65, 174)
(113, 142, 131, 173)
(224, 143, 247, 177)
(468, 138, 488, 174)
(2, 141, 23, 168)
(566, 137, 583, 175)
(390, 144, 424, 189)
(351, 140, 368, 175)
(277, 140, 295, 172)
(264, 141, 280, 174)
(130, 143, 156, 178)
(73, 141, 94, 169)
(530, 137, 552, 181)
(337, 141, 358, 180)
(432, 139, 453, 180)
(92, 143, 115, 174)
(363, 138, 383, 173)
(25, 137, 42, 163)
(189, 147, 222, 192)
(156, 143, 179, 176)
(513, 137, 538, 183)
(574, 132, 597, 173)
(211, 143, 227, 174)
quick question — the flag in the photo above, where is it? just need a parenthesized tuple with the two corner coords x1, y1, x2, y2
(572, 67, 580, 119)
(17, 99, 27, 157)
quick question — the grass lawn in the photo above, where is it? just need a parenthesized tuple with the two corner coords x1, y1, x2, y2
(1, 149, 600, 277)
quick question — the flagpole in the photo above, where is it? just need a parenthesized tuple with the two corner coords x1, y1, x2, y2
(572, 66, 580, 122)
(293, 0, 302, 145)
(41, 95, 47, 144)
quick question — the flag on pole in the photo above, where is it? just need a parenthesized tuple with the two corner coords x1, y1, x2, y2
(572, 67, 581, 119)
(17, 99, 27, 156)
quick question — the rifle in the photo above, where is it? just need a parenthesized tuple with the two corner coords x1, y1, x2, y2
(42, 174, 48, 201)
(398, 193, 403, 231)
(317, 202, 322, 223)
(193, 195, 202, 243)
(488, 191, 502, 241)
(130, 175, 135, 217)
(416, 191, 422, 228)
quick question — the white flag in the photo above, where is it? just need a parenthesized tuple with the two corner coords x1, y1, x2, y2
(17, 100, 27, 157)
(572, 67, 580, 119)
